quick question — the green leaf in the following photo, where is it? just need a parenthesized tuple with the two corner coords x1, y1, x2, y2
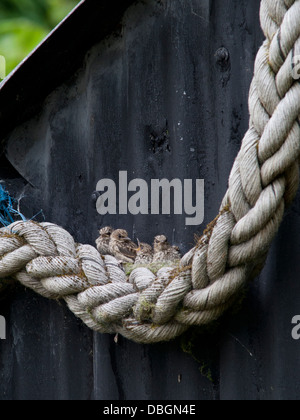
(0, 0, 80, 76)
(0, 18, 48, 74)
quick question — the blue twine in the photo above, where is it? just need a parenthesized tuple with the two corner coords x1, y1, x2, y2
(0, 184, 27, 227)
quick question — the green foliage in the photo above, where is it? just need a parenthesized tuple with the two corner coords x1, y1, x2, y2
(124, 261, 179, 277)
(0, 0, 80, 78)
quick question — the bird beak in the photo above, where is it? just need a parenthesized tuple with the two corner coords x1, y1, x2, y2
(135, 239, 141, 252)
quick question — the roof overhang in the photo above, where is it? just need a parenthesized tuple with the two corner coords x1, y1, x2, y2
(0, 0, 136, 143)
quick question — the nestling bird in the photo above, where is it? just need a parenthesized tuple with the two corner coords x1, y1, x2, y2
(135, 240, 153, 265)
(95, 226, 114, 255)
(109, 229, 137, 263)
(153, 235, 181, 263)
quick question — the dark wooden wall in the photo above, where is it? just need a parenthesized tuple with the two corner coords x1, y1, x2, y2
(1, 0, 300, 400)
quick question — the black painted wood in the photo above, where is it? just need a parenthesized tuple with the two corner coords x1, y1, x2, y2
(1, 0, 300, 400)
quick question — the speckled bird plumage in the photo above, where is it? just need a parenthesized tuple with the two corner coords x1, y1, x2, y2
(109, 229, 137, 263)
(96, 226, 114, 255)
(153, 235, 181, 263)
(135, 241, 153, 265)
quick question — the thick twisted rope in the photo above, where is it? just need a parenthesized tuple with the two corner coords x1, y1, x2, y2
(1, 0, 300, 344)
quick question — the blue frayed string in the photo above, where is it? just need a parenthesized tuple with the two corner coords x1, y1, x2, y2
(29, 209, 45, 222)
(0, 184, 27, 227)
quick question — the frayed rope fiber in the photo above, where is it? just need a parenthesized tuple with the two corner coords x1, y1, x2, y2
(0, 184, 26, 227)
(0, 0, 300, 344)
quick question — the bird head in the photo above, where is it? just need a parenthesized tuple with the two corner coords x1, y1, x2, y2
(99, 226, 113, 238)
(154, 235, 169, 252)
(111, 229, 132, 243)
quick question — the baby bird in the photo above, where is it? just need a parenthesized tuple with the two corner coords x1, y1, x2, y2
(135, 240, 153, 265)
(109, 229, 137, 263)
(153, 235, 181, 263)
(95, 226, 114, 255)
